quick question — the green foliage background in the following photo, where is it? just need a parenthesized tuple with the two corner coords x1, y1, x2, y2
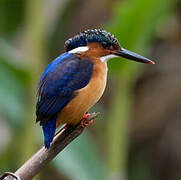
(0, 0, 175, 179)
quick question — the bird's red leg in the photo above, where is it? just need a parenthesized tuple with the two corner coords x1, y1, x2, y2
(80, 113, 93, 127)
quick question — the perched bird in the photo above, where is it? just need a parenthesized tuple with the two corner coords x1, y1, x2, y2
(36, 29, 154, 148)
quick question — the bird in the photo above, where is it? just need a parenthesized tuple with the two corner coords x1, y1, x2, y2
(36, 29, 155, 148)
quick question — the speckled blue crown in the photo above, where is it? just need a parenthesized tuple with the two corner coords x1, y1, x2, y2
(65, 29, 120, 51)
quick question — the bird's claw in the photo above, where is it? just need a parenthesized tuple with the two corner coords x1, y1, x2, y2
(81, 113, 93, 127)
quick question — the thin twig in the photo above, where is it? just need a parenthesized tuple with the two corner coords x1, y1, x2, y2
(0, 112, 99, 180)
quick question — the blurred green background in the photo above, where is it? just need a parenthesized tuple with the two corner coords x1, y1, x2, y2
(0, 0, 180, 179)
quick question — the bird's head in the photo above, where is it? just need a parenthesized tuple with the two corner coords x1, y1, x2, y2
(65, 29, 155, 64)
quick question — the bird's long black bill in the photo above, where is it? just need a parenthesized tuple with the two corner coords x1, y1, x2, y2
(114, 48, 155, 64)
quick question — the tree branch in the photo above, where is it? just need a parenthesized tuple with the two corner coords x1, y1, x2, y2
(0, 112, 99, 180)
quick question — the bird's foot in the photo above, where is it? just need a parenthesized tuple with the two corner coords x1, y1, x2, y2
(81, 113, 93, 127)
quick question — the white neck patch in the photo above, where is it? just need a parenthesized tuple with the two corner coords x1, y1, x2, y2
(100, 54, 118, 62)
(69, 46, 89, 54)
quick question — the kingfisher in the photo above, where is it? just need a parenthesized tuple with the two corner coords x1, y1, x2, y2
(36, 29, 154, 148)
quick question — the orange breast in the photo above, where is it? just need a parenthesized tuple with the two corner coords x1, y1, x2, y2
(56, 59, 107, 127)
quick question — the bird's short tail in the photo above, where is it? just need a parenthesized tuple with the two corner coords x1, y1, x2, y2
(42, 116, 56, 148)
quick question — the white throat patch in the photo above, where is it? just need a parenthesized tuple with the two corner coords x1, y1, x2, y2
(100, 54, 118, 62)
(69, 46, 89, 54)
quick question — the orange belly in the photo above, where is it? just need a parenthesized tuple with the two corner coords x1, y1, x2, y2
(56, 60, 107, 127)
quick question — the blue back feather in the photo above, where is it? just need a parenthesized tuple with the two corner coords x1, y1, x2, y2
(39, 52, 70, 82)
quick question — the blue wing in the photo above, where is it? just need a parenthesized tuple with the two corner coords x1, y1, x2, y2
(36, 52, 93, 148)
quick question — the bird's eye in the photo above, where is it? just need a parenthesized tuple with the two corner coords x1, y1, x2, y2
(101, 41, 108, 49)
